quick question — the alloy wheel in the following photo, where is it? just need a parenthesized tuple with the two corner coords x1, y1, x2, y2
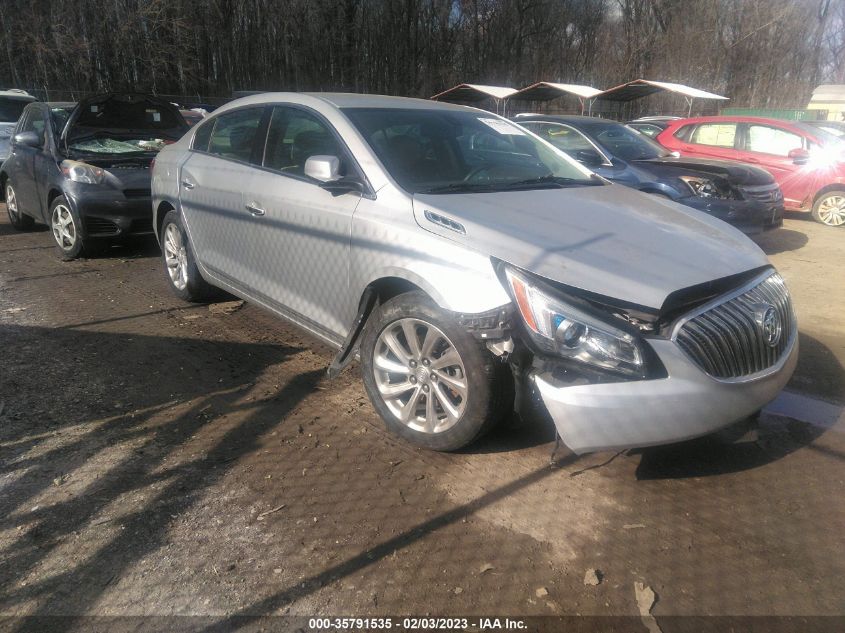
(51, 204, 77, 250)
(163, 222, 188, 290)
(372, 318, 468, 434)
(5, 184, 20, 222)
(817, 194, 845, 226)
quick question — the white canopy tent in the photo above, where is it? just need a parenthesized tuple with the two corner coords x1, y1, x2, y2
(508, 82, 603, 114)
(595, 80, 728, 116)
(430, 84, 517, 114)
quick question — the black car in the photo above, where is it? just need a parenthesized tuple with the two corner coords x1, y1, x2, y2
(0, 93, 188, 259)
(514, 114, 783, 233)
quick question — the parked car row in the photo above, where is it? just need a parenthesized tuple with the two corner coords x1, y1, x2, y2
(655, 116, 845, 226)
(513, 114, 783, 233)
(1, 92, 799, 457)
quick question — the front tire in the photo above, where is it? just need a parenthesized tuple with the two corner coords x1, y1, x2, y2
(5, 181, 35, 230)
(812, 190, 845, 227)
(360, 291, 511, 451)
(160, 209, 215, 301)
(49, 195, 94, 260)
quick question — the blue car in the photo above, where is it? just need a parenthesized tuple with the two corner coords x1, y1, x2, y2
(514, 114, 783, 233)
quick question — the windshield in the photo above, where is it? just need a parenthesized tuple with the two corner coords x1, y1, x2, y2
(797, 121, 845, 146)
(342, 107, 596, 194)
(68, 137, 170, 154)
(584, 121, 671, 160)
(0, 98, 32, 123)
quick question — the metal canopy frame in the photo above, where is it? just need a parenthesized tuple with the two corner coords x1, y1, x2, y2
(508, 82, 603, 115)
(595, 79, 728, 116)
(430, 83, 518, 115)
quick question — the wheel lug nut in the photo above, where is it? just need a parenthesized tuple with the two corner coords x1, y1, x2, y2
(422, 384, 429, 392)
(410, 376, 417, 383)
(431, 374, 438, 381)
(409, 360, 417, 368)
(422, 358, 430, 366)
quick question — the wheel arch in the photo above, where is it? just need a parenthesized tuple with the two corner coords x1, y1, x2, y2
(812, 183, 845, 204)
(155, 200, 176, 242)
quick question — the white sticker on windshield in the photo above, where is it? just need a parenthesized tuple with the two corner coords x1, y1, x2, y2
(90, 105, 99, 113)
(153, 112, 161, 122)
(478, 117, 525, 135)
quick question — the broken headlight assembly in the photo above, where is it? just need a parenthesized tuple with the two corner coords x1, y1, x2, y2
(679, 175, 733, 199)
(503, 267, 645, 378)
(61, 160, 105, 184)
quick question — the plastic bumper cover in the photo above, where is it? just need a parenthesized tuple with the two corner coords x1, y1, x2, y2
(533, 336, 798, 454)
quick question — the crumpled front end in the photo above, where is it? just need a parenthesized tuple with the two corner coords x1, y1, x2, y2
(529, 270, 798, 453)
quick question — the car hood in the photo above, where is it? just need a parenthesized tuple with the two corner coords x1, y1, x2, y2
(413, 184, 769, 311)
(64, 93, 188, 145)
(632, 156, 774, 187)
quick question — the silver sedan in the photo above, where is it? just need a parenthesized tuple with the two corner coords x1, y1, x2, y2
(151, 93, 796, 453)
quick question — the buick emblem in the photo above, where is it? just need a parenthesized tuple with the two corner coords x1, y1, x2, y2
(754, 303, 782, 348)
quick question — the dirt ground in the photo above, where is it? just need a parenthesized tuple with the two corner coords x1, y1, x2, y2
(0, 208, 843, 632)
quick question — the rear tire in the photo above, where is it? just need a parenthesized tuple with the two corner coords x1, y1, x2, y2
(5, 181, 35, 230)
(160, 209, 215, 301)
(360, 291, 512, 451)
(811, 190, 845, 227)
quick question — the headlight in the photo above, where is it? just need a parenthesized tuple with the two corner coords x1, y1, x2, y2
(679, 175, 724, 198)
(61, 160, 105, 184)
(504, 267, 644, 377)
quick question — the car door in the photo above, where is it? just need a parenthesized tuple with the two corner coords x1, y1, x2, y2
(8, 105, 47, 215)
(241, 104, 363, 338)
(739, 123, 810, 209)
(675, 122, 744, 162)
(178, 106, 268, 286)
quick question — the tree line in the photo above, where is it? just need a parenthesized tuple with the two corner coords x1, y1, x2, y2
(1, 0, 841, 113)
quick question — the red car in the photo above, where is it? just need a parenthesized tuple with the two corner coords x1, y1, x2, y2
(657, 116, 845, 227)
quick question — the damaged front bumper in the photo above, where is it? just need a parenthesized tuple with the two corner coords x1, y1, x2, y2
(532, 336, 798, 454)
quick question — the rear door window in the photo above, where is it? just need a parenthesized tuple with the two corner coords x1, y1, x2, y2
(689, 123, 737, 148)
(745, 125, 804, 156)
(521, 122, 594, 153)
(207, 108, 265, 163)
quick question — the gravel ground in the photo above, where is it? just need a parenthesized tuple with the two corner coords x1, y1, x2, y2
(0, 209, 843, 632)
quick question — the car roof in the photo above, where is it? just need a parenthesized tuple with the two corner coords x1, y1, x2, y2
(0, 89, 36, 101)
(667, 115, 807, 127)
(513, 113, 622, 126)
(219, 91, 474, 113)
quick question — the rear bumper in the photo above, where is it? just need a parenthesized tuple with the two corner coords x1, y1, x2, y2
(533, 336, 798, 454)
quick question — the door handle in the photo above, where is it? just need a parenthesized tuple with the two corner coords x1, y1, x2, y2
(181, 179, 196, 190)
(245, 202, 265, 217)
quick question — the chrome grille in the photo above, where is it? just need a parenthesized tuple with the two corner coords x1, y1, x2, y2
(675, 273, 795, 379)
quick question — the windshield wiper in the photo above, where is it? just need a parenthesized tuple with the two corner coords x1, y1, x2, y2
(499, 174, 605, 190)
(419, 182, 499, 194)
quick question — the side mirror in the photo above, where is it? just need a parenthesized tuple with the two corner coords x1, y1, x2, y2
(574, 149, 605, 167)
(304, 155, 341, 182)
(13, 131, 41, 148)
(788, 148, 809, 165)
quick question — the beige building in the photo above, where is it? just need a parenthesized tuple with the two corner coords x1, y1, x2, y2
(807, 84, 845, 121)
